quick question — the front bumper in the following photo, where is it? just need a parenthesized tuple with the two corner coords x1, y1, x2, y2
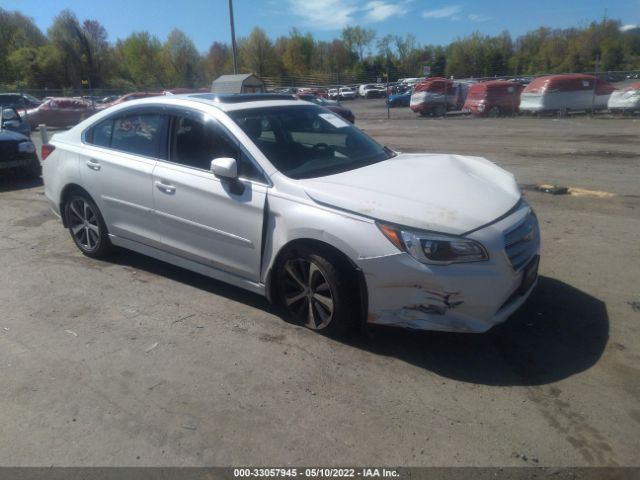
(359, 203, 540, 333)
(0, 152, 36, 170)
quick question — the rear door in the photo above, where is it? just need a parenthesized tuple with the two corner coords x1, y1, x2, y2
(81, 108, 168, 248)
(152, 109, 267, 282)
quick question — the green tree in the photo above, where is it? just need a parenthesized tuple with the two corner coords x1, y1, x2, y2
(342, 26, 376, 61)
(115, 32, 167, 88)
(239, 27, 276, 77)
(205, 42, 233, 81)
(163, 29, 201, 87)
(0, 9, 46, 84)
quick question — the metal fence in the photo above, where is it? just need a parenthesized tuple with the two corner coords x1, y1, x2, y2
(2, 70, 639, 99)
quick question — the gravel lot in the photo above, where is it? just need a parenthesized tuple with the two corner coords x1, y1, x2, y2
(1, 100, 639, 467)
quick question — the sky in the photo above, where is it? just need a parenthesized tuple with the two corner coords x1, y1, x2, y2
(3, 0, 639, 54)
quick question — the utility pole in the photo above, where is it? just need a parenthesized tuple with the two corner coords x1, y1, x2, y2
(591, 55, 600, 117)
(228, 0, 238, 74)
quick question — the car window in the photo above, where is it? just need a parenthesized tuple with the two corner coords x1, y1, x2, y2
(169, 114, 264, 182)
(90, 118, 113, 148)
(229, 105, 394, 180)
(110, 114, 167, 158)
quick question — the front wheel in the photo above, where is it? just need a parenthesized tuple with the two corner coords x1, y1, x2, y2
(64, 193, 112, 258)
(277, 248, 355, 336)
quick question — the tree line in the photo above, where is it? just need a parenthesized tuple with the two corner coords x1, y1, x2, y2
(1, 7, 639, 91)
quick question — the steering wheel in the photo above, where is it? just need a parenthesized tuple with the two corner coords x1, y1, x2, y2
(311, 142, 333, 156)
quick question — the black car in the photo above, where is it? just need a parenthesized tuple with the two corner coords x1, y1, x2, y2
(0, 107, 41, 179)
(0, 106, 31, 137)
(0, 93, 42, 110)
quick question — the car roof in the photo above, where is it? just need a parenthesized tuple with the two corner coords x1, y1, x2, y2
(87, 93, 308, 115)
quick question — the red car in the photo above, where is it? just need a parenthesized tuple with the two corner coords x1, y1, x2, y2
(410, 78, 467, 116)
(26, 97, 99, 129)
(106, 92, 163, 107)
(464, 81, 524, 117)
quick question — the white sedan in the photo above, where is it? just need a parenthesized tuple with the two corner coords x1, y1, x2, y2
(338, 87, 356, 100)
(41, 94, 540, 336)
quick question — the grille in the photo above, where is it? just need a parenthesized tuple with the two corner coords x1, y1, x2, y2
(504, 211, 539, 271)
(0, 141, 17, 162)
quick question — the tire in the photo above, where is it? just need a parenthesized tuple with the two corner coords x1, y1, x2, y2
(418, 110, 428, 117)
(64, 193, 113, 258)
(435, 104, 447, 117)
(276, 247, 356, 337)
(20, 154, 41, 179)
(487, 106, 500, 118)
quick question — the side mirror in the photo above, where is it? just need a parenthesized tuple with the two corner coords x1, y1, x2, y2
(210, 157, 238, 179)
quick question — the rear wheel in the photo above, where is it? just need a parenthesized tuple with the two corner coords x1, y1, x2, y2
(277, 247, 355, 337)
(64, 193, 112, 258)
(435, 104, 447, 117)
(487, 106, 500, 118)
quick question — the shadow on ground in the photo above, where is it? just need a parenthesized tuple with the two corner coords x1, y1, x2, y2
(0, 176, 42, 193)
(349, 276, 609, 386)
(99, 248, 609, 387)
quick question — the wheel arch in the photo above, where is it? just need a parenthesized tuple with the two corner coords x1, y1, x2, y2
(59, 183, 96, 228)
(265, 238, 368, 326)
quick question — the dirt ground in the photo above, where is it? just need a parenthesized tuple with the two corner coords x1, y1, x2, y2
(0, 101, 639, 467)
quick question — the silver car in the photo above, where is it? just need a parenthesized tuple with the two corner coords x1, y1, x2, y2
(42, 94, 540, 336)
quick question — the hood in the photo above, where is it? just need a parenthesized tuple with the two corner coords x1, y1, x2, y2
(299, 153, 520, 235)
(0, 129, 29, 142)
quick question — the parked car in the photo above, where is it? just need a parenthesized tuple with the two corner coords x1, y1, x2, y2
(358, 84, 385, 98)
(464, 80, 524, 117)
(272, 87, 299, 94)
(0, 107, 40, 178)
(297, 88, 328, 98)
(99, 95, 120, 104)
(338, 87, 356, 100)
(163, 88, 210, 95)
(327, 88, 339, 99)
(519, 74, 617, 115)
(295, 94, 355, 122)
(0, 93, 42, 112)
(105, 92, 163, 107)
(0, 106, 31, 137)
(410, 78, 468, 116)
(26, 97, 99, 129)
(42, 93, 539, 336)
(386, 90, 412, 107)
(607, 82, 640, 113)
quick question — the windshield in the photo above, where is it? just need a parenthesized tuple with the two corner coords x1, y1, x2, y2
(229, 105, 394, 179)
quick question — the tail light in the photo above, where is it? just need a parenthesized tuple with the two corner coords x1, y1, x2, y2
(41, 144, 55, 160)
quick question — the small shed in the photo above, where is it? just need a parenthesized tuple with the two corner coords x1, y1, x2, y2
(211, 74, 265, 94)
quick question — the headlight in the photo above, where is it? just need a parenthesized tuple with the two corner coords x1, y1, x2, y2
(377, 222, 488, 265)
(18, 141, 35, 153)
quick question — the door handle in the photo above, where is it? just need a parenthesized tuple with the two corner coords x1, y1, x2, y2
(86, 159, 101, 171)
(155, 180, 176, 194)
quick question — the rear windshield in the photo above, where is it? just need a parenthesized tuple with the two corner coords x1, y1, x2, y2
(228, 105, 394, 179)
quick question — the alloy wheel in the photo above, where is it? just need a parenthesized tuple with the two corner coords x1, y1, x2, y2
(68, 198, 101, 251)
(282, 258, 334, 330)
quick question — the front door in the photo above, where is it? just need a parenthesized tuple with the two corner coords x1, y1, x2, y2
(152, 111, 267, 282)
